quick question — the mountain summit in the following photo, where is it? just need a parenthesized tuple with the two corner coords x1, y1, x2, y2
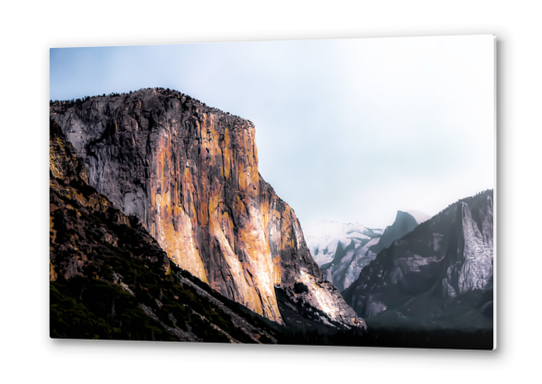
(369, 210, 430, 256)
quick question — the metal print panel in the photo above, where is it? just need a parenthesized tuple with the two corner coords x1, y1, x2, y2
(49, 35, 495, 349)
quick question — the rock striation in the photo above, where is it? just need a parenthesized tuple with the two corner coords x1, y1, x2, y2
(50, 88, 363, 329)
(342, 190, 494, 330)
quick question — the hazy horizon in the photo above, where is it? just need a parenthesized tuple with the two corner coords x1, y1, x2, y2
(50, 35, 495, 229)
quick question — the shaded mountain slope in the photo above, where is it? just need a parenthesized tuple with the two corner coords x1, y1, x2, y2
(342, 190, 494, 332)
(369, 210, 429, 256)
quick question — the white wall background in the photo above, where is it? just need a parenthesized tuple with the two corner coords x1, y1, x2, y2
(1, 0, 540, 382)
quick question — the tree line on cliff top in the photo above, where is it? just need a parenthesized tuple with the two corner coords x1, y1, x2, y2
(49, 87, 247, 122)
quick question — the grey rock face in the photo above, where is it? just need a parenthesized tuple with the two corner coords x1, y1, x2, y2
(342, 190, 494, 331)
(441, 199, 493, 296)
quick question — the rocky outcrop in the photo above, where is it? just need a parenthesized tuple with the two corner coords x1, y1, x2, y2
(342, 190, 494, 331)
(50, 88, 363, 329)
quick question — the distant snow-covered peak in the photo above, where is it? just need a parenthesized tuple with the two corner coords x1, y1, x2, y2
(303, 211, 430, 292)
(304, 219, 382, 268)
(304, 220, 371, 240)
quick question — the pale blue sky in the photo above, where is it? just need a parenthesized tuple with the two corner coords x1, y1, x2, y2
(50, 35, 495, 229)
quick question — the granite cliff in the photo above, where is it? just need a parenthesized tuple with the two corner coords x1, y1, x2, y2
(50, 88, 363, 330)
(50, 120, 285, 342)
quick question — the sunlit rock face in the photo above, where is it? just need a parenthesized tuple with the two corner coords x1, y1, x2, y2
(49, 122, 285, 342)
(50, 88, 363, 328)
(342, 190, 494, 330)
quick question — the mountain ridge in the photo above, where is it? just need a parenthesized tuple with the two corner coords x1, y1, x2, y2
(305, 210, 428, 293)
(342, 189, 494, 331)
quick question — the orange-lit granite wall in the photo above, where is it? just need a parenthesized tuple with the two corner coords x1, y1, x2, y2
(50, 89, 356, 326)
